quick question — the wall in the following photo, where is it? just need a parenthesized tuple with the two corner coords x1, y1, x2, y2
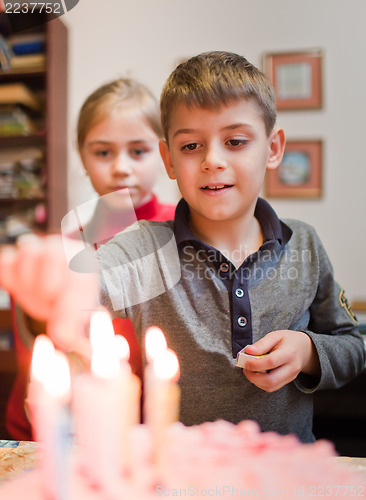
(62, 0, 366, 302)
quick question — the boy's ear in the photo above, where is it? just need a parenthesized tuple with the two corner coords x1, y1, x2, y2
(267, 127, 286, 170)
(159, 140, 176, 180)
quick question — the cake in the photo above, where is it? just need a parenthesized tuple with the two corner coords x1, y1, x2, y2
(0, 419, 365, 500)
(0, 324, 364, 499)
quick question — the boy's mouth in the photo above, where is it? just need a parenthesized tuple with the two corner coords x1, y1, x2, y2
(201, 184, 233, 191)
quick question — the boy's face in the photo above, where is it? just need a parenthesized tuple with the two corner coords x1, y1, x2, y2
(160, 99, 285, 229)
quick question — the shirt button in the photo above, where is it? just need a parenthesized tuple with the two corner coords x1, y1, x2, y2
(235, 288, 244, 298)
(237, 316, 247, 327)
(219, 263, 229, 272)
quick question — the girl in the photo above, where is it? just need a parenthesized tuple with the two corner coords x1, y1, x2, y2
(6, 78, 177, 441)
(71, 77, 176, 246)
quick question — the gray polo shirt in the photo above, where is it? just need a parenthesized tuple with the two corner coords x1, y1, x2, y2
(98, 198, 365, 442)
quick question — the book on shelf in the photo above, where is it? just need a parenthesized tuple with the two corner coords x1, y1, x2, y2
(0, 147, 44, 200)
(9, 53, 46, 69)
(0, 83, 41, 111)
(7, 33, 46, 56)
(0, 105, 38, 135)
(0, 146, 43, 166)
(0, 32, 46, 70)
(0, 35, 12, 70)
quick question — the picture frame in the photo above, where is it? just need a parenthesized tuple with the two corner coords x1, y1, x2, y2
(264, 50, 323, 110)
(265, 140, 323, 199)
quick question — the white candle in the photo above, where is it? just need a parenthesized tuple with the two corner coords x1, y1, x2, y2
(114, 334, 141, 472)
(143, 326, 168, 423)
(150, 348, 180, 428)
(145, 345, 181, 463)
(73, 309, 121, 490)
(73, 308, 140, 488)
(27, 335, 71, 500)
(114, 334, 141, 427)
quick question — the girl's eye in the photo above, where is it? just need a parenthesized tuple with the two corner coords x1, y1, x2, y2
(181, 143, 198, 152)
(131, 148, 148, 157)
(95, 149, 110, 158)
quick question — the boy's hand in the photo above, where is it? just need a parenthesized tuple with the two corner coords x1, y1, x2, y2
(241, 330, 320, 392)
(0, 235, 98, 358)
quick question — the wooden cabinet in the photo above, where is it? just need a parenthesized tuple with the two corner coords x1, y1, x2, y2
(0, 306, 16, 439)
(313, 370, 366, 457)
(0, 11, 68, 240)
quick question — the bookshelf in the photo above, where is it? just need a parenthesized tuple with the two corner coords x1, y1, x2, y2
(0, 11, 68, 241)
(0, 12, 68, 438)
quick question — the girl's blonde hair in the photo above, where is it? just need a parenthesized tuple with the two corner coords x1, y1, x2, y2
(77, 78, 163, 151)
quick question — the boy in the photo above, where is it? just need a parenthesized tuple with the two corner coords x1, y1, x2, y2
(1, 52, 364, 442)
(95, 51, 365, 441)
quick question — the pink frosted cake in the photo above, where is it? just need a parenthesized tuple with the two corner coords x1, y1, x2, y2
(0, 419, 365, 500)
(1, 328, 364, 499)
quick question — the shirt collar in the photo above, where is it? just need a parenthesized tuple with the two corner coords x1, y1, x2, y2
(173, 197, 292, 248)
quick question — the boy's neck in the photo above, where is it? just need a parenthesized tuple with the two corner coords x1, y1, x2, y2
(188, 209, 263, 269)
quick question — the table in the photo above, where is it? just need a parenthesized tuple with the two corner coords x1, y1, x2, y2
(0, 440, 38, 485)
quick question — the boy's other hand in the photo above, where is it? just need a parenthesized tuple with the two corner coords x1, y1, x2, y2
(242, 330, 320, 392)
(0, 235, 98, 358)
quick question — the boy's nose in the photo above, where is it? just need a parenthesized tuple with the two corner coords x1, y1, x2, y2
(201, 145, 227, 171)
(112, 154, 133, 175)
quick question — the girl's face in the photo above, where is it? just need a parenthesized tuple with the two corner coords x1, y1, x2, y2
(80, 108, 162, 210)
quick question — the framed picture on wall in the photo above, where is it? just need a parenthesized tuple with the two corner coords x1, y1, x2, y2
(264, 50, 323, 110)
(265, 140, 323, 199)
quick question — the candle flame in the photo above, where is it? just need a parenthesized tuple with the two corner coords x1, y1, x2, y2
(90, 307, 115, 352)
(31, 335, 55, 383)
(153, 348, 180, 382)
(113, 335, 130, 361)
(91, 345, 120, 379)
(145, 326, 167, 362)
(43, 351, 71, 399)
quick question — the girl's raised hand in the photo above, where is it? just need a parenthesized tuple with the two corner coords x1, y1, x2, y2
(0, 235, 98, 358)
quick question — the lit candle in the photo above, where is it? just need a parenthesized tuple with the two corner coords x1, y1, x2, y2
(145, 345, 181, 463)
(89, 306, 115, 352)
(114, 334, 141, 472)
(27, 335, 71, 500)
(143, 326, 168, 423)
(73, 309, 121, 490)
(145, 326, 167, 363)
(114, 334, 141, 427)
(151, 348, 180, 427)
(73, 308, 140, 488)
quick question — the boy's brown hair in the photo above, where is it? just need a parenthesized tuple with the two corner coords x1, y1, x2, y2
(160, 51, 276, 142)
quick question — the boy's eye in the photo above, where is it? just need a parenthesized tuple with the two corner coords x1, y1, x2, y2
(181, 143, 199, 152)
(226, 139, 248, 147)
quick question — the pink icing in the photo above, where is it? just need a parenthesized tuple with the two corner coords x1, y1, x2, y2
(0, 420, 364, 500)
